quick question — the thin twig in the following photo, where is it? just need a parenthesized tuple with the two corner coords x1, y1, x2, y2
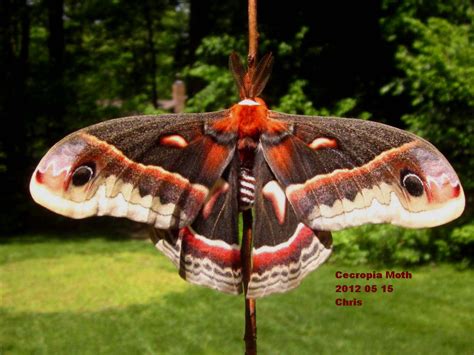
(242, 209, 257, 355)
(242, 1, 258, 354)
(247, 0, 259, 73)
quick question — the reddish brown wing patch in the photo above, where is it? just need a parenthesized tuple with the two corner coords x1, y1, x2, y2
(202, 179, 230, 219)
(201, 137, 235, 172)
(261, 137, 295, 183)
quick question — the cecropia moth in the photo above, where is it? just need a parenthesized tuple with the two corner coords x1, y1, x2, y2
(30, 53, 465, 298)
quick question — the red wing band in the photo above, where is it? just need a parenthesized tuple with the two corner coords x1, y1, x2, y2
(247, 223, 332, 298)
(30, 132, 209, 229)
(152, 227, 243, 295)
(285, 142, 465, 231)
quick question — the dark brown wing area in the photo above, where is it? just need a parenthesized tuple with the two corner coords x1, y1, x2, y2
(261, 111, 464, 231)
(266, 112, 415, 184)
(248, 150, 332, 298)
(84, 111, 233, 187)
(30, 111, 238, 230)
(150, 158, 242, 295)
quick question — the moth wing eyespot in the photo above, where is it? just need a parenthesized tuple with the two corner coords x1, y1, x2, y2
(400, 169, 424, 197)
(71, 162, 96, 186)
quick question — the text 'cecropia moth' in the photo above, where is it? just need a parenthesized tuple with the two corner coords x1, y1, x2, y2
(30, 53, 465, 298)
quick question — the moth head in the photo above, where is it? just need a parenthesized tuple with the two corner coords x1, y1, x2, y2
(30, 133, 107, 218)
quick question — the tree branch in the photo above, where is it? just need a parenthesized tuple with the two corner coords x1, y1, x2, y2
(242, 209, 257, 355)
(247, 0, 258, 72)
(242, 1, 258, 354)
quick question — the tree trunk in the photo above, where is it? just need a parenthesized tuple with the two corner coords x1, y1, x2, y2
(0, 0, 31, 231)
(47, 0, 64, 73)
(143, 0, 158, 108)
(46, 0, 65, 139)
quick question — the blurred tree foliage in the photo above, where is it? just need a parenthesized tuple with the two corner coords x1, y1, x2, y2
(1, 0, 472, 264)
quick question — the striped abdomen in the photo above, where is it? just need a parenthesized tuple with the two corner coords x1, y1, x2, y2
(239, 167, 256, 210)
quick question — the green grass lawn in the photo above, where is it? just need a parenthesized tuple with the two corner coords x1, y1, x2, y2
(1, 234, 473, 354)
